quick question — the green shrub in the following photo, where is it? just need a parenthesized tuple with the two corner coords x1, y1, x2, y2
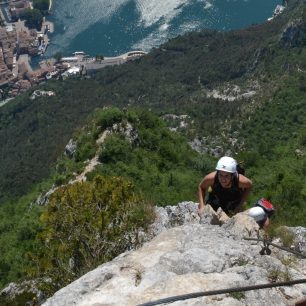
(33, 0, 49, 12)
(33, 175, 154, 291)
(99, 134, 132, 163)
(94, 107, 123, 130)
(272, 226, 294, 247)
(228, 291, 245, 301)
(74, 134, 96, 162)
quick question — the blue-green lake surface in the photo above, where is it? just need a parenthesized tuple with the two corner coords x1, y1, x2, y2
(45, 0, 283, 57)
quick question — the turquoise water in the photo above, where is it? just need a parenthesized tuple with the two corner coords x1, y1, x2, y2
(44, 0, 283, 58)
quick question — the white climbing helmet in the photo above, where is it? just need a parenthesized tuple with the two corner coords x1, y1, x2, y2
(215, 156, 237, 173)
(248, 206, 267, 222)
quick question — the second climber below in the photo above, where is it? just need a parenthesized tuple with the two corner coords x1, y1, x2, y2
(198, 156, 253, 216)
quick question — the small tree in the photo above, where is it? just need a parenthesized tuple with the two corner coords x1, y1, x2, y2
(21, 9, 43, 30)
(34, 175, 154, 290)
(53, 52, 63, 63)
(95, 54, 104, 62)
(33, 0, 49, 13)
(99, 134, 132, 163)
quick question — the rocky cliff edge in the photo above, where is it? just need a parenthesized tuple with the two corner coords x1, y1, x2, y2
(42, 202, 306, 306)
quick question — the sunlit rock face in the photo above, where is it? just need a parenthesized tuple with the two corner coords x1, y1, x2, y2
(43, 203, 306, 306)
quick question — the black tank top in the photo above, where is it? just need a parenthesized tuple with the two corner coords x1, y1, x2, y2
(207, 172, 243, 214)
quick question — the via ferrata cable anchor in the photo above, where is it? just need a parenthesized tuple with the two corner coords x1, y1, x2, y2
(259, 237, 272, 255)
(243, 236, 306, 258)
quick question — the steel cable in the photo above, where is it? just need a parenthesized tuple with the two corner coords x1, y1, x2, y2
(243, 237, 306, 258)
(138, 279, 306, 306)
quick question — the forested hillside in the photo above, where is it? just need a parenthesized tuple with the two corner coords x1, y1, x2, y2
(1, 0, 305, 202)
(0, 108, 212, 295)
(0, 0, 306, 301)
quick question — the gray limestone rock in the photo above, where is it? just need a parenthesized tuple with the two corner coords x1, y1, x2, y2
(42, 216, 306, 306)
(1, 279, 46, 305)
(146, 202, 200, 239)
(284, 226, 306, 255)
(222, 212, 260, 238)
(64, 138, 77, 158)
(281, 20, 304, 47)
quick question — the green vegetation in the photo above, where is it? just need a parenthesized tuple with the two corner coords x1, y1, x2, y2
(53, 52, 63, 63)
(92, 108, 207, 205)
(236, 256, 249, 267)
(21, 9, 43, 30)
(272, 227, 295, 247)
(0, 107, 211, 290)
(19, 0, 49, 30)
(228, 291, 245, 301)
(33, 0, 49, 13)
(267, 267, 292, 283)
(31, 175, 154, 292)
(0, 194, 44, 288)
(0, 1, 303, 203)
(0, 0, 306, 299)
(53, 107, 209, 205)
(236, 74, 306, 226)
(0, 289, 38, 306)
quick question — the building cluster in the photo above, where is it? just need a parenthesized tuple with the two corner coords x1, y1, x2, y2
(0, 1, 147, 101)
(9, 65, 63, 97)
(0, 0, 55, 98)
(18, 29, 40, 55)
(30, 89, 55, 100)
(9, 0, 31, 21)
(0, 27, 16, 86)
(0, 23, 45, 96)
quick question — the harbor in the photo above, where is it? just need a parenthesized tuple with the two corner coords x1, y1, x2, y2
(39, 50, 147, 79)
(0, 0, 150, 101)
(0, 0, 55, 98)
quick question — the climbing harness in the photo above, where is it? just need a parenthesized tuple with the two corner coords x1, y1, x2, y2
(243, 236, 306, 258)
(138, 279, 306, 306)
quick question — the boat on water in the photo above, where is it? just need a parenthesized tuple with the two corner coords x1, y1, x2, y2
(73, 51, 86, 56)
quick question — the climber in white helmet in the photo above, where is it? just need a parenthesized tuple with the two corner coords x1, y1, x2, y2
(248, 198, 275, 230)
(198, 156, 252, 216)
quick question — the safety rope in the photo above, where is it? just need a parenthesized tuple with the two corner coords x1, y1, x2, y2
(138, 279, 306, 306)
(243, 237, 306, 258)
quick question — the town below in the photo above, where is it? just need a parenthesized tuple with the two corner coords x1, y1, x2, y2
(0, 0, 147, 106)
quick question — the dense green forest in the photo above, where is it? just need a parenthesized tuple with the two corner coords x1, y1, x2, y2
(0, 108, 213, 305)
(0, 0, 304, 203)
(0, 0, 306, 303)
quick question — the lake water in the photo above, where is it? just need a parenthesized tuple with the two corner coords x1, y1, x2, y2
(44, 0, 283, 58)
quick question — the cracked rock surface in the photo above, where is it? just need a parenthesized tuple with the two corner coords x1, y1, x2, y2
(43, 203, 306, 306)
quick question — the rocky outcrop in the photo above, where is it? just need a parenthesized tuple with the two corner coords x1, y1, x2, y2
(161, 114, 191, 132)
(281, 19, 306, 47)
(188, 137, 225, 156)
(64, 139, 77, 158)
(42, 202, 306, 306)
(35, 185, 58, 206)
(0, 279, 46, 306)
(36, 121, 138, 205)
(105, 121, 139, 145)
(285, 226, 306, 255)
(295, 149, 305, 158)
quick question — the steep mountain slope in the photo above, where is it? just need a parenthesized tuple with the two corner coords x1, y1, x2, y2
(0, 0, 305, 203)
(0, 0, 306, 299)
(0, 108, 211, 290)
(41, 203, 306, 306)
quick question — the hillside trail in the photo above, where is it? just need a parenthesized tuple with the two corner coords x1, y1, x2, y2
(70, 130, 110, 184)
